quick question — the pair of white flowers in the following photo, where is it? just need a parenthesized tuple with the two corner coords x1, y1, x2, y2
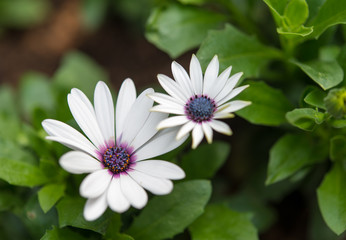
(42, 55, 250, 221)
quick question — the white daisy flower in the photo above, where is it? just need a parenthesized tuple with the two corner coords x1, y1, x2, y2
(42, 79, 187, 221)
(148, 55, 251, 149)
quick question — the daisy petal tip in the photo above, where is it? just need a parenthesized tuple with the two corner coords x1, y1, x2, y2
(83, 212, 97, 222)
(149, 107, 159, 112)
(175, 132, 187, 141)
(244, 101, 252, 107)
(191, 142, 199, 149)
(225, 128, 233, 136)
(175, 134, 182, 141)
(156, 124, 166, 131)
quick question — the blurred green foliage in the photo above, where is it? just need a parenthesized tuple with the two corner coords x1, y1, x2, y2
(0, 0, 346, 239)
(145, 0, 346, 238)
(0, 0, 50, 30)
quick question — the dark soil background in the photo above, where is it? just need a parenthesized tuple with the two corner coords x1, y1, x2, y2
(0, 0, 191, 89)
(0, 0, 333, 240)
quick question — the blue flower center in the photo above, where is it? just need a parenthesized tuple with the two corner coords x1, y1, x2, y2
(185, 95, 216, 123)
(103, 147, 131, 174)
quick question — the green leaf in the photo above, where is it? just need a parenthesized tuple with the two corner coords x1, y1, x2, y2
(264, 0, 312, 36)
(291, 59, 344, 90)
(228, 191, 276, 232)
(319, 45, 341, 62)
(181, 141, 230, 179)
(263, 0, 289, 18)
(286, 108, 325, 131)
(0, 158, 48, 187)
(53, 51, 108, 98)
(324, 88, 346, 119)
(189, 204, 258, 240)
(304, 88, 327, 109)
(19, 72, 55, 120)
(0, 85, 19, 118)
(330, 119, 346, 128)
(235, 80, 292, 126)
(22, 195, 58, 239)
(0, 191, 21, 211)
(197, 24, 282, 78)
(178, 0, 207, 5)
(41, 226, 85, 240)
(0, 137, 36, 165)
(105, 233, 134, 240)
(56, 196, 120, 235)
(266, 134, 328, 184)
(146, 3, 226, 58)
(317, 162, 346, 235)
(0, 115, 21, 142)
(308, 0, 346, 39)
(284, 0, 309, 28)
(337, 44, 346, 85)
(0, 0, 50, 28)
(330, 135, 346, 162)
(277, 25, 313, 37)
(38, 183, 66, 213)
(81, 0, 108, 31)
(127, 180, 212, 240)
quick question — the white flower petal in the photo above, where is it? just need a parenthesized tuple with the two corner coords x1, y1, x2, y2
(131, 111, 168, 151)
(121, 88, 154, 145)
(209, 66, 232, 99)
(217, 100, 251, 114)
(71, 88, 95, 116)
(116, 78, 137, 140)
(218, 85, 249, 106)
(157, 74, 188, 102)
(215, 72, 243, 103)
(59, 151, 102, 174)
(94, 81, 115, 144)
(189, 54, 203, 94)
(150, 104, 184, 115)
(213, 112, 235, 119)
(132, 160, 185, 180)
(83, 191, 108, 221)
(202, 122, 213, 144)
(42, 119, 98, 158)
(203, 55, 219, 95)
(157, 116, 189, 130)
(80, 169, 112, 198)
(120, 173, 147, 209)
(107, 178, 130, 213)
(128, 170, 173, 195)
(192, 124, 204, 149)
(135, 127, 188, 161)
(171, 61, 194, 96)
(147, 92, 184, 108)
(209, 120, 232, 135)
(176, 121, 195, 140)
(68, 93, 106, 148)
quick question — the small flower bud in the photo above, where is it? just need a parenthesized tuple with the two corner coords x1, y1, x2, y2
(324, 88, 346, 119)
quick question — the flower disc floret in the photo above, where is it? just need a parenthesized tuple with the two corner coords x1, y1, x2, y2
(103, 147, 131, 174)
(185, 95, 216, 123)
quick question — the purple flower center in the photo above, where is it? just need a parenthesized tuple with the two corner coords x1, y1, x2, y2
(185, 95, 216, 123)
(103, 146, 131, 174)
